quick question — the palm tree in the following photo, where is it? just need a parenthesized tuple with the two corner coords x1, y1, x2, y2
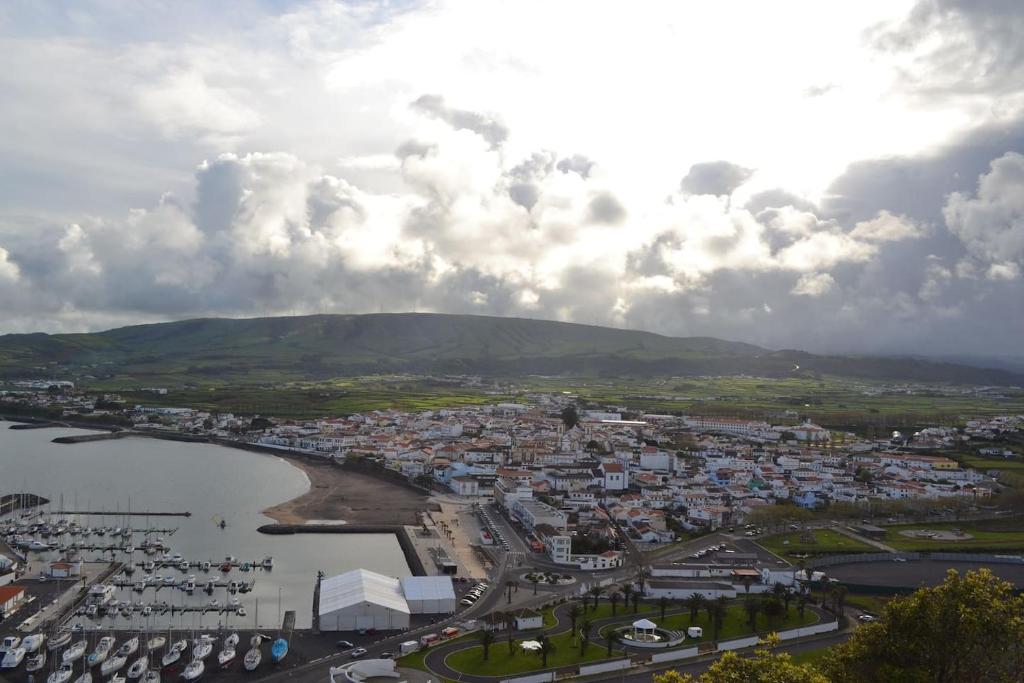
(621, 584, 634, 612)
(782, 587, 794, 615)
(631, 591, 640, 614)
(506, 580, 515, 604)
(687, 593, 706, 623)
(538, 633, 553, 668)
(658, 596, 669, 622)
(741, 576, 753, 594)
(589, 585, 604, 611)
(833, 584, 848, 617)
(635, 567, 647, 592)
(605, 628, 621, 656)
(762, 597, 784, 630)
(797, 592, 807, 618)
(711, 598, 728, 641)
(530, 575, 540, 595)
(744, 597, 760, 630)
(579, 620, 592, 656)
(609, 591, 621, 616)
(480, 629, 495, 661)
(567, 602, 581, 637)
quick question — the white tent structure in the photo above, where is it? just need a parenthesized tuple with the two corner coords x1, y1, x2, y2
(400, 577, 456, 614)
(318, 569, 411, 631)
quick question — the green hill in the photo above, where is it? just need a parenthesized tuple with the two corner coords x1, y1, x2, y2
(0, 313, 1019, 386)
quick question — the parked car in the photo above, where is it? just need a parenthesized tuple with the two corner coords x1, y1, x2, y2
(857, 614, 877, 623)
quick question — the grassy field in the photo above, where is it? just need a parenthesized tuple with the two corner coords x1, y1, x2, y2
(69, 372, 1024, 425)
(758, 529, 877, 558)
(790, 646, 832, 669)
(443, 603, 818, 676)
(883, 517, 1024, 552)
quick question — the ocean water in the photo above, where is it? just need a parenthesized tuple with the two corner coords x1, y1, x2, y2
(0, 421, 411, 629)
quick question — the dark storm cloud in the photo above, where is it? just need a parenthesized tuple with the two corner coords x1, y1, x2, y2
(680, 161, 754, 196)
(411, 94, 509, 148)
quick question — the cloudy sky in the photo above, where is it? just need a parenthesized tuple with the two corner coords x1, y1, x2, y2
(2, 0, 1023, 359)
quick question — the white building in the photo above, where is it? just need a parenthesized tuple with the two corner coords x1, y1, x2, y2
(318, 569, 411, 631)
(400, 576, 456, 614)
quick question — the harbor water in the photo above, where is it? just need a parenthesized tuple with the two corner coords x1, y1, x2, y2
(0, 422, 411, 629)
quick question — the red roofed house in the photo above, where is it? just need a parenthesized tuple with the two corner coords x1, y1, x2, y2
(0, 585, 25, 617)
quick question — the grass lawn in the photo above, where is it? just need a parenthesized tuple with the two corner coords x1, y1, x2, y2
(758, 529, 876, 558)
(445, 603, 819, 676)
(883, 518, 1024, 552)
(444, 629, 627, 676)
(790, 646, 833, 669)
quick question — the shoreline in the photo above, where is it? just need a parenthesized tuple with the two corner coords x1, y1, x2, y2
(2, 415, 432, 527)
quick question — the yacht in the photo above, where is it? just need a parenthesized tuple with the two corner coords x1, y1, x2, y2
(1, 636, 22, 653)
(48, 631, 73, 651)
(26, 651, 47, 672)
(181, 659, 204, 681)
(87, 636, 115, 667)
(63, 640, 88, 664)
(111, 674, 126, 683)
(117, 637, 139, 658)
(49, 662, 74, 683)
(216, 648, 235, 668)
(161, 641, 186, 668)
(260, 556, 273, 570)
(242, 646, 260, 672)
(146, 637, 166, 652)
(127, 655, 149, 679)
(72, 671, 92, 683)
(144, 670, 161, 683)
(224, 634, 239, 650)
(22, 633, 47, 653)
(191, 638, 213, 661)
(1, 646, 27, 669)
(101, 653, 127, 677)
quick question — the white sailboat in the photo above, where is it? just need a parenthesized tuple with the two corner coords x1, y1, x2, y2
(191, 639, 212, 661)
(181, 659, 204, 681)
(26, 650, 47, 672)
(63, 640, 88, 664)
(49, 662, 74, 683)
(144, 670, 161, 683)
(117, 636, 139, 658)
(216, 648, 235, 668)
(243, 645, 260, 672)
(72, 671, 93, 683)
(162, 640, 187, 668)
(101, 653, 127, 677)
(87, 636, 115, 667)
(147, 636, 166, 652)
(127, 655, 149, 679)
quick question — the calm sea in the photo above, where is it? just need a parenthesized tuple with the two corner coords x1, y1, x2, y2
(0, 421, 410, 629)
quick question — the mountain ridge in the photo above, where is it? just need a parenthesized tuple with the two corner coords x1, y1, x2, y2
(0, 312, 1020, 386)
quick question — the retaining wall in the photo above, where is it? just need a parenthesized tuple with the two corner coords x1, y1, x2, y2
(777, 620, 839, 641)
(501, 673, 554, 683)
(650, 647, 699, 664)
(716, 635, 759, 652)
(578, 659, 631, 676)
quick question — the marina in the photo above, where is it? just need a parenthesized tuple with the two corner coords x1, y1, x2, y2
(0, 424, 413, 631)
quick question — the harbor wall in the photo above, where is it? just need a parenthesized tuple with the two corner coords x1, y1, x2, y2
(256, 524, 426, 577)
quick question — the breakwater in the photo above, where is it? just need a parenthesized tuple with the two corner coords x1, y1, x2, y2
(257, 523, 426, 576)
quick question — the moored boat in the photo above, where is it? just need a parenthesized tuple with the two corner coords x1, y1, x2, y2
(26, 650, 47, 672)
(242, 647, 260, 671)
(63, 640, 88, 664)
(270, 638, 287, 664)
(216, 648, 235, 668)
(181, 659, 204, 681)
(101, 654, 128, 677)
(49, 662, 74, 683)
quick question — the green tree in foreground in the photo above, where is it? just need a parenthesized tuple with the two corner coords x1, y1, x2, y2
(821, 569, 1024, 683)
(654, 634, 827, 683)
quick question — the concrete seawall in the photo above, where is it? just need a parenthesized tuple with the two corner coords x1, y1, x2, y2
(257, 523, 426, 577)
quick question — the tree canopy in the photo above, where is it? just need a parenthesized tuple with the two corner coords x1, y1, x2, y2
(821, 568, 1024, 683)
(654, 635, 827, 683)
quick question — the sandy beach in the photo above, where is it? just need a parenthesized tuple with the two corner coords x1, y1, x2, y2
(261, 457, 431, 525)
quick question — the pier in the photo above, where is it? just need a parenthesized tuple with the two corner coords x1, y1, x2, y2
(49, 509, 192, 517)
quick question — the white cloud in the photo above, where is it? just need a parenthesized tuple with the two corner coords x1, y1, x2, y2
(944, 151, 1024, 264)
(791, 272, 835, 296)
